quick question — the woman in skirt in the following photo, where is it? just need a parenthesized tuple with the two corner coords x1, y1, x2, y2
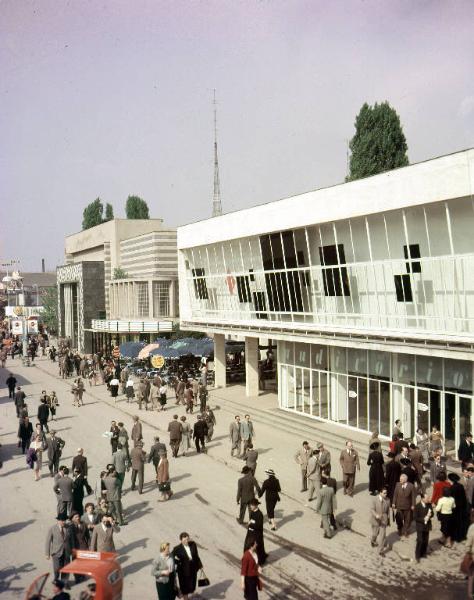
(258, 469, 281, 531)
(435, 487, 456, 548)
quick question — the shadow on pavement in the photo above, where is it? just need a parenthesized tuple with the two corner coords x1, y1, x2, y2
(171, 486, 198, 500)
(121, 558, 152, 576)
(200, 578, 233, 599)
(275, 509, 304, 528)
(0, 519, 35, 536)
(0, 562, 36, 593)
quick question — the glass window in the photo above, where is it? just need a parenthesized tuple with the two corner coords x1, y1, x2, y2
(369, 350, 390, 380)
(369, 379, 379, 433)
(282, 341, 294, 365)
(348, 349, 367, 376)
(444, 358, 473, 393)
(379, 382, 391, 437)
(311, 370, 320, 417)
(136, 282, 149, 317)
(358, 378, 368, 430)
(331, 347, 347, 374)
(395, 354, 415, 385)
(348, 376, 358, 427)
(152, 282, 170, 317)
(295, 343, 310, 367)
(320, 372, 329, 419)
(416, 355, 442, 389)
(311, 345, 328, 370)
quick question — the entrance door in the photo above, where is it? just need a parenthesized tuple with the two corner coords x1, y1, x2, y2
(444, 394, 473, 456)
(417, 389, 441, 436)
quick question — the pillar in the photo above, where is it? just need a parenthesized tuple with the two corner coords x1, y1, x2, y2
(214, 333, 226, 388)
(245, 336, 259, 397)
(148, 280, 154, 319)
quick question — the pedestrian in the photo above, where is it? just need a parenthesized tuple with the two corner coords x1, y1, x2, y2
(367, 442, 385, 495)
(306, 449, 321, 504)
(244, 443, 258, 475)
(72, 468, 91, 515)
(46, 430, 66, 476)
(392, 473, 416, 538)
(237, 466, 261, 524)
(172, 533, 203, 600)
(295, 441, 312, 492)
(184, 383, 194, 414)
(81, 502, 98, 536)
(70, 511, 90, 550)
(0, 345, 7, 368)
(90, 514, 120, 552)
(258, 469, 281, 531)
(48, 391, 59, 421)
(131, 415, 143, 447)
(315, 476, 337, 539)
(339, 440, 360, 497)
(317, 442, 331, 475)
(125, 378, 135, 403)
(29, 432, 45, 481)
(175, 379, 185, 406)
(408, 443, 424, 485)
(203, 406, 216, 442)
(109, 377, 119, 400)
(241, 414, 255, 456)
(103, 467, 125, 525)
(45, 513, 71, 580)
(148, 436, 167, 470)
(244, 499, 268, 565)
(159, 383, 167, 411)
(459, 433, 474, 468)
(37, 397, 50, 433)
(179, 416, 191, 457)
(415, 428, 430, 464)
(193, 414, 208, 453)
(414, 492, 433, 562)
(118, 422, 130, 459)
(137, 378, 147, 410)
(240, 537, 262, 600)
(14, 386, 26, 418)
(6, 373, 16, 398)
(393, 419, 403, 438)
(151, 541, 176, 600)
(150, 384, 160, 411)
(369, 487, 390, 554)
(72, 448, 89, 477)
(385, 452, 402, 504)
(230, 415, 243, 458)
(112, 443, 129, 491)
(18, 415, 33, 454)
(54, 466, 74, 517)
(431, 471, 451, 506)
(449, 472, 469, 542)
(435, 487, 456, 548)
(110, 421, 120, 454)
(157, 451, 173, 501)
(198, 382, 207, 413)
(430, 426, 445, 456)
(130, 441, 146, 494)
(168, 415, 183, 458)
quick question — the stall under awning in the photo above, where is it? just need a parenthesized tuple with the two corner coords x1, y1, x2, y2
(119, 341, 146, 359)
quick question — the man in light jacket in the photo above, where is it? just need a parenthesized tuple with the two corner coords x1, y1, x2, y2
(370, 487, 391, 554)
(314, 477, 337, 539)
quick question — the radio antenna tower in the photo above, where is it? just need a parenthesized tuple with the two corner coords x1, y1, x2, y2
(212, 89, 223, 217)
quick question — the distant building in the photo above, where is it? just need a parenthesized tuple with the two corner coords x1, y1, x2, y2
(0, 271, 56, 317)
(57, 219, 178, 353)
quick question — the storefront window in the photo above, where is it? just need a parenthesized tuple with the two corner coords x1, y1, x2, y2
(332, 347, 347, 374)
(444, 359, 473, 394)
(348, 349, 367, 376)
(311, 345, 327, 370)
(320, 372, 329, 419)
(380, 382, 391, 437)
(395, 354, 415, 385)
(369, 350, 390, 381)
(416, 355, 442, 389)
(295, 343, 310, 368)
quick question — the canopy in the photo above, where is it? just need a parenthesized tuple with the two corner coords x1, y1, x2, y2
(119, 341, 145, 359)
(137, 343, 161, 360)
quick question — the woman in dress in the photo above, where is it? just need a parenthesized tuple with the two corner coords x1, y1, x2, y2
(172, 533, 203, 600)
(159, 383, 167, 411)
(240, 537, 261, 600)
(157, 452, 173, 501)
(435, 487, 456, 548)
(448, 472, 468, 542)
(415, 428, 429, 464)
(109, 377, 119, 401)
(29, 433, 44, 481)
(126, 378, 135, 403)
(179, 416, 191, 457)
(48, 391, 59, 421)
(430, 426, 444, 456)
(367, 442, 385, 495)
(258, 469, 281, 531)
(151, 542, 176, 600)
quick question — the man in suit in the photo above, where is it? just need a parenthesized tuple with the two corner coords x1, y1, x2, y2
(229, 415, 242, 458)
(322, 469, 337, 528)
(47, 430, 65, 476)
(112, 443, 128, 490)
(103, 467, 125, 525)
(295, 441, 312, 492)
(72, 448, 88, 477)
(148, 436, 167, 469)
(136, 378, 147, 410)
(131, 415, 143, 447)
(244, 443, 258, 475)
(414, 492, 433, 562)
(429, 454, 447, 483)
(318, 443, 331, 475)
(392, 473, 416, 537)
(458, 433, 474, 468)
(6, 373, 16, 398)
(14, 386, 26, 418)
(90, 514, 120, 552)
(37, 397, 50, 432)
(193, 414, 208, 453)
(241, 414, 255, 456)
(69, 511, 90, 551)
(45, 513, 71, 580)
(306, 449, 321, 503)
(168, 414, 183, 458)
(244, 498, 268, 564)
(339, 440, 360, 497)
(54, 466, 74, 517)
(315, 476, 337, 539)
(408, 444, 424, 484)
(370, 487, 391, 554)
(237, 466, 261, 524)
(110, 421, 120, 454)
(130, 441, 146, 494)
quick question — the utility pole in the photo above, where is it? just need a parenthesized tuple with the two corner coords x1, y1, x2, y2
(212, 89, 223, 217)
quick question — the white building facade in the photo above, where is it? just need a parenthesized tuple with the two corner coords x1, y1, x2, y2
(178, 149, 474, 455)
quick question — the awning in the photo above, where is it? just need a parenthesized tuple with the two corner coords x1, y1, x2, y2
(119, 341, 145, 359)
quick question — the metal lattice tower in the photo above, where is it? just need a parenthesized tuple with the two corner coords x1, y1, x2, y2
(212, 89, 223, 217)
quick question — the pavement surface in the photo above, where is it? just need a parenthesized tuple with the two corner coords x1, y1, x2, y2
(0, 355, 468, 600)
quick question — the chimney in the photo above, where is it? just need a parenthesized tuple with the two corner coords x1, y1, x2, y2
(41, 258, 45, 273)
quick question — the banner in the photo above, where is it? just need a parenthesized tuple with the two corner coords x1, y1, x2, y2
(27, 319, 39, 334)
(11, 320, 23, 335)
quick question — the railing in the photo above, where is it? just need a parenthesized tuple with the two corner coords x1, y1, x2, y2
(91, 319, 173, 333)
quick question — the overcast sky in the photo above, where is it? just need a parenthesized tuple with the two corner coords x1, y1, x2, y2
(1, 0, 473, 271)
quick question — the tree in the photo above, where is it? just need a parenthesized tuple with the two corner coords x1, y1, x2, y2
(347, 102, 409, 182)
(113, 267, 128, 280)
(41, 287, 58, 334)
(104, 203, 114, 222)
(126, 195, 150, 219)
(82, 198, 104, 229)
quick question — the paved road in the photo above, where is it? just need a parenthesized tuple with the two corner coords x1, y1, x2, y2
(0, 357, 467, 599)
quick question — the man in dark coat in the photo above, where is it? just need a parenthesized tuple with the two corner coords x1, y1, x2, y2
(236, 466, 261, 524)
(414, 492, 433, 562)
(385, 452, 401, 503)
(47, 430, 65, 476)
(18, 416, 33, 454)
(168, 415, 182, 458)
(244, 498, 268, 565)
(72, 469, 91, 515)
(392, 473, 416, 537)
(45, 513, 72, 581)
(6, 373, 16, 398)
(172, 533, 203, 598)
(72, 448, 89, 477)
(14, 386, 26, 418)
(147, 436, 167, 469)
(54, 467, 74, 517)
(110, 421, 120, 454)
(192, 415, 208, 454)
(38, 398, 50, 433)
(458, 434, 474, 468)
(130, 441, 146, 494)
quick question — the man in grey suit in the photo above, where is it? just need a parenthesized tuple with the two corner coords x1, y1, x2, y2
(314, 477, 337, 539)
(306, 449, 321, 503)
(90, 514, 120, 552)
(103, 467, 125, 525)
(130, 441, 146, 494)
(392, 473, 416, 537)
(148, 436, 167, 470)
(54, 467, 74, 517)
(47, 430, 66, 477)
(244, 443, 258, 475)
(339, 440, 360, 497)
(45, 514, 71, 580)
(295, 441, 312, 492)
(112, 443, 129, 490)
(370, 487, 391, 554)
(229, 415, 242, 458)
(236, 466, 261, 524)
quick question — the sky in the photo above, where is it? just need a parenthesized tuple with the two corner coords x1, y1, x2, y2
(1, 0, 473, 271)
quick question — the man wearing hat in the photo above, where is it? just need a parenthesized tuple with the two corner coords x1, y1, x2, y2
(130, 440, 146, 494)
(45, 513, 72, 581)
(244, 498, 268, 565)
(51, 579, 71, 600)
(237, 466, 261, 524)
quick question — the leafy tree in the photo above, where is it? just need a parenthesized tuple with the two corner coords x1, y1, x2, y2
(82, 198, 104, 230)
(113, 267, 128, 280)
(104, 203, 114, 221)
(347, 102, 409, 181)
(41, 287, 58, 334)
(126, 195, 150, 219)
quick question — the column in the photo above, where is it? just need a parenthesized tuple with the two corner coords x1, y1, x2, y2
(245, 336, 259, 397)
(169, 281, 176, 318)
(214, 333, 226, 388)
(148, 280, 154, 319)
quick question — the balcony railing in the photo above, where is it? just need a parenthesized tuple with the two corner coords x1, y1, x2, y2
(91, 319, 173, 333)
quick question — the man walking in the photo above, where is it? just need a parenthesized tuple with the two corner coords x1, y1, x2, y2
(315, 477, 337, 539)
(392, 473, 416, 538)
(237, 466, 261, 524)
(110, 421, 120, 454)
(72, 448, 88, 477)
(47, 430, 66, 476)
(14, 386, 26, 418)
(103, 467, 125, 525)
(131, 415, 143, 448)
(244, 443, 258, 475)
(339, 441, 360, 497)
(130, 441, 146, 494)
(244, 498, 268, 565)
(45, 513, 71, 581)
(54, 467, 74, 517)
(229, 415, 242, 458)
(193, 414, 208, 454)
(112, 443, 128, 490)
(241, 414, 255, 456)
(318, 443, 331, 475)
(38, 397, 50, 433)
(370, 487, 391, 554)
(295, 441, 312, 492)
(306, 449, 321, 503)
(6, 373, 16, 399)
(168, 414, 183, 458)
(148, 436, 167, 470)
(414, 492, 433, 562)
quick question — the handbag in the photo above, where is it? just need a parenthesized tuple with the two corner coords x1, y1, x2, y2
(158, 481, 171, 492)
(460, 553, 473, 575)
(197, 569, 210, 587)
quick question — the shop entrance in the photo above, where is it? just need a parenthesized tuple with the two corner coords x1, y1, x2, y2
(444, 393, 472, 455)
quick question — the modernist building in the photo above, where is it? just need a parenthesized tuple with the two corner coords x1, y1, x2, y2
(178, 149, 474, 456)
(58, 219, 178, 353)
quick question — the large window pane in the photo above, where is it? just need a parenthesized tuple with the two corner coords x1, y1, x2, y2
(369, 379, 379, 433)
(358, 378, 368, 430)
(380, 382, 391, 437)
(348, 376, 358, 427)
(311, 370, 320, 417)
(320, 372, 329, 419)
